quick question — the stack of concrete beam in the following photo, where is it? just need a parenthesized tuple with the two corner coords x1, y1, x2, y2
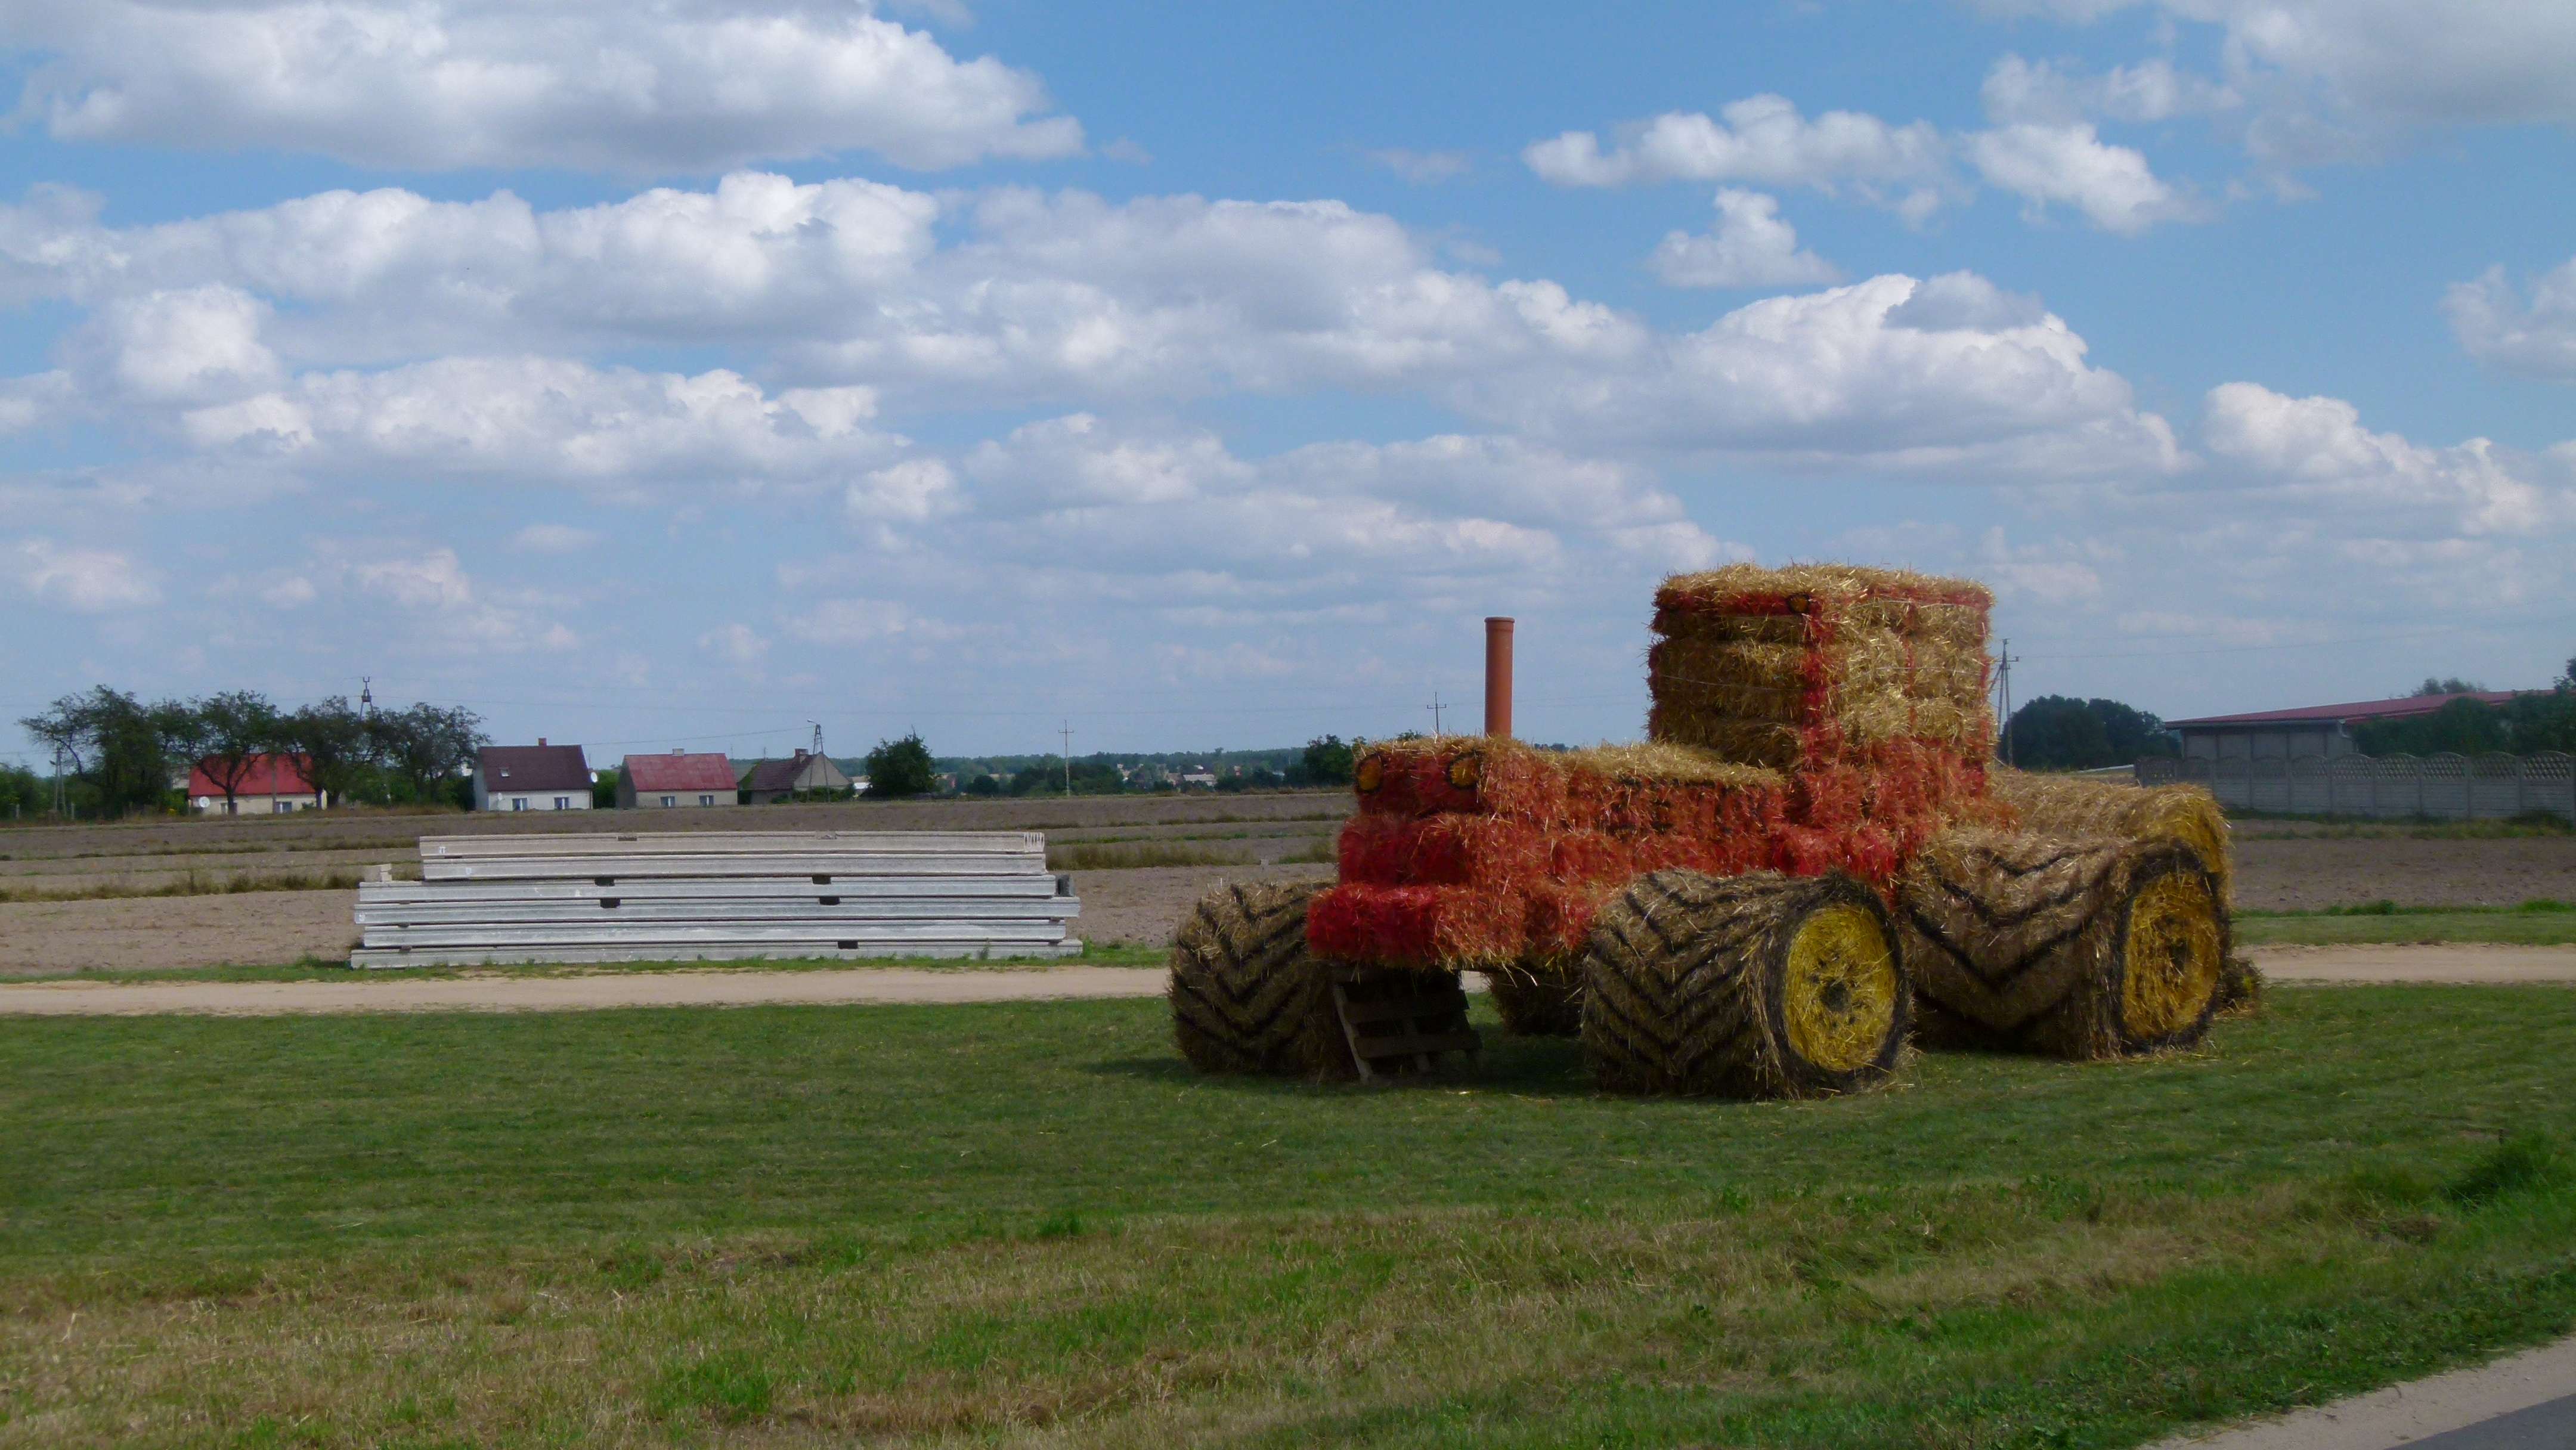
(348, 831, 1079, 969)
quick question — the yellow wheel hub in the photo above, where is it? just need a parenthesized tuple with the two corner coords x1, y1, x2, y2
(2121, 870, 2223, 1040)
(1781, 903, 1900, 1074)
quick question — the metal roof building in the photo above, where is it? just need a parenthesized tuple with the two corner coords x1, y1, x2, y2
(2165, 690, 2522, 762)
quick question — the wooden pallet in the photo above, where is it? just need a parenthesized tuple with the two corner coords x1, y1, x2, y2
(1331, 969, 1480, 1082)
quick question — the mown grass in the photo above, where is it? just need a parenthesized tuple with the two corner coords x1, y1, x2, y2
(2238, 899, 2576, 947)
(1, 989, 2572, 1446)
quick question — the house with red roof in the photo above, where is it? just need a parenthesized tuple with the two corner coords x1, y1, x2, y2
(187, 754, 324, 814)
(617, 750, 741, 809)
(2165, 690, 2525, 763)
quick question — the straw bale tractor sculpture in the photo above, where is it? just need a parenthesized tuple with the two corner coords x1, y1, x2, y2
(1168, 564, 2237, 1096)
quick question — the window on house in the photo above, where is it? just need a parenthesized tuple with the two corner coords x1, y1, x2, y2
(698, 794, 714, 806)
(273, 801, 290, 814)
(553, 797, 569, 810)
(661, 795, 675, 807)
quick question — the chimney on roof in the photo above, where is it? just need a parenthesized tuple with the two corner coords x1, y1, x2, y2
(537, 737, 547, 746)
(1484, 616, 1515, 739)
(672, 747, 683, 754)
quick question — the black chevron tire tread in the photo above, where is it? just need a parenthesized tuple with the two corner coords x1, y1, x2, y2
(1168, 881, 1333, 1076)
(1580, 870, 1907, 1099)
(1896, 830, 2227, 1058)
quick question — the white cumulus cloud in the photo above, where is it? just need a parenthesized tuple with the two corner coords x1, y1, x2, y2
(1965, 123, 2207, 233)
(2202, 382, 2555, 535)
(0, 0, 1084, 173)
(7, 538, 162, 611)
(2445, 258, 2576, 382)
(1649, 190, 1841, 289)
(1524, 96, 1952, 206)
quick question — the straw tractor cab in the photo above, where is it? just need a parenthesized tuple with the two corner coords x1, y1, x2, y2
(1168, 564, 2235, 1096)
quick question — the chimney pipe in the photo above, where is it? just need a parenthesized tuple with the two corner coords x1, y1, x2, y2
(1484, 616, 1515, 738)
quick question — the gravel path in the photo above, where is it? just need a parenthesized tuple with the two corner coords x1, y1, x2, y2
(0, 943, 2566, 1017)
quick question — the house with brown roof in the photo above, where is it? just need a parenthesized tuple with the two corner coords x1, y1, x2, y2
(618, 750, 740, 809)
(739, 749, 855, 804)
(473, 740, 593, 812)
(187, 754, 323, 814)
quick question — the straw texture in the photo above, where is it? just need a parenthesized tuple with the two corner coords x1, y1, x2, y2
(1168, 881, 1336, 1076)
(1648, 564, 1995, 772)
(1582, 869, 1908, 1098)
(1484, 963, 1583, 1037)
(1896, 829, 2227, 1059)
(1987, 767, 2233, 899)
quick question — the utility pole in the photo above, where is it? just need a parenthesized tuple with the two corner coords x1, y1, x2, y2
(359, 676, 374, 720)
(1426, 689, 1446, 737)
(1058, 720, 1075, 797)
(1994, 639, 2021, 767)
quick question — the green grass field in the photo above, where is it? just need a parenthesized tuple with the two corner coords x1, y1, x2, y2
(2238, 900, 2576, 947)
(3, 987, 2574, 1448)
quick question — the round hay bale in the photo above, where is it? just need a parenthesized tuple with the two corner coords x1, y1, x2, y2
(1485, 964, 1583, 1037)
(2213, 955, 2264, 1020)
(1897, 830, 2228, 1059)
(1581, 869, 1909, 1098)
(1988, 768, 2233, 900)
(1168, 881, 1337, 1076)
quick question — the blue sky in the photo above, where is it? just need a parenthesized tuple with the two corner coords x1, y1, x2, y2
(2, 0, 2571, 767)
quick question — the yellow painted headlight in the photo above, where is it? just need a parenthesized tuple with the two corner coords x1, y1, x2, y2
(1446, 752, 1482, 791)
(1354, 753, 1385, 792)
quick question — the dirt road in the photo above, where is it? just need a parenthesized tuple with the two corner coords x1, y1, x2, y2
(2250, 944, 2576, 984)
(0, 943, 2565, 1017)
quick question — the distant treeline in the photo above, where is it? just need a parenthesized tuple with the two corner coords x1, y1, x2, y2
(11, 687, 487, 819)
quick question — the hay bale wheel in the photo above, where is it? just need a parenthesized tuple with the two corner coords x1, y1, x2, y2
(1168, 881, 1339, 1076)
(1897, 831, 2228, 1059)
(1484, 964, 1584, 1037)
(1581, 869, 1909, 1098)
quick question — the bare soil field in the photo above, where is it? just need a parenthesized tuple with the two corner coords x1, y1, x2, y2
(0, 794, 1347, 897)
(1, 789, 2567, 976)
(2232, 836, 2576, 910)
(0, 862, 1340, 977)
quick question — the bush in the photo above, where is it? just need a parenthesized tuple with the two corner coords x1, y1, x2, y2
(865, 733, 937, 799)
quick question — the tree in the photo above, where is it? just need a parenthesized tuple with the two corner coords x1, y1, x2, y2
(1295, 734, 1355, 786)
(865, 732, 937, 798)
(964, 773, 1003, 796)
(591, 768, 618, 810)
(2415, 676, 2485, 696)
(184, 690, 285, 814)
(17, 687, 181, 817)
(277, 697, 375, 808)
(2355, 696, 2510, 755)
(2000, 696, 2176, 771)
(370, 703, 487, 805)
(2559, 653, 2575, 692)
(0, 763, 41, 819)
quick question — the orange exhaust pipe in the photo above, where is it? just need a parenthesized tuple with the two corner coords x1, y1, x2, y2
(1484, 616, 1515, 738)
